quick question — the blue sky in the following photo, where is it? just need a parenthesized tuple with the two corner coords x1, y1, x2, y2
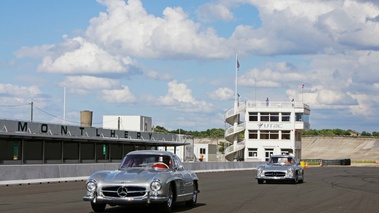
(1, 0, 379, 132)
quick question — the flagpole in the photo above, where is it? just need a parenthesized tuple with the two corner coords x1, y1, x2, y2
(301, 84, 304, 102)
(234, 54, 239, 111)
(233, 54, 239, 159)
(254, 68, 257, 103)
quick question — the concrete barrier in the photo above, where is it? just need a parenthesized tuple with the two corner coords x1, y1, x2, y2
(321, 159, 351, 166)
(0, 161, 264, 185)
(0, 163, 120, 181)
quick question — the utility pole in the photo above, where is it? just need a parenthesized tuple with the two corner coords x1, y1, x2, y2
(63, 87, 66, 124)
(30, 102, 33, 122)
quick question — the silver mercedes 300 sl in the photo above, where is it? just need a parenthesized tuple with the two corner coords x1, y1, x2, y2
(256, 155, 304, 184)
(83, 150, 199, 212)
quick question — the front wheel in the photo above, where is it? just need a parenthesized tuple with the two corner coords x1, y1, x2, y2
(292, 174, 299, 184)
(257, 179, 264, 184)
(159, 184, 174, 213)
(185, 182, 198, 207)
(299, 172, 304, 183)
(91, 202, 106, 212)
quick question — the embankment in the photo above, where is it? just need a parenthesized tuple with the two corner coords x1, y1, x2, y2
(302, 136, 379, 161)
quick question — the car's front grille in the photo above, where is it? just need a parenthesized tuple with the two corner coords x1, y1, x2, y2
(264, 171, 286, 177)
(101, 186, 147, 197)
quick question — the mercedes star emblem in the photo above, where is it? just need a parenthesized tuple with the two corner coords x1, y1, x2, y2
(117, 186, 128, 197)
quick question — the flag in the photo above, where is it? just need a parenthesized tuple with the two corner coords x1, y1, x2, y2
(236, 57, 240, 69)
(302, 84, 304, 88)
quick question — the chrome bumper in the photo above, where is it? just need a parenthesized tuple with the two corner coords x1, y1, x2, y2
(83, 192, 168, 205)
(256, 177, 295, 180)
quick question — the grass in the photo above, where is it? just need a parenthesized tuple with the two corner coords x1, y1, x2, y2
(351, 160, 376, 164)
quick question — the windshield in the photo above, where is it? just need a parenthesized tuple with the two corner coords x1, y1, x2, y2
(120, 154, 172, 169)
(269, 157, 295, 165)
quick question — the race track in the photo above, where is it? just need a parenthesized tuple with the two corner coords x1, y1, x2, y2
(1, 167, 378, 213)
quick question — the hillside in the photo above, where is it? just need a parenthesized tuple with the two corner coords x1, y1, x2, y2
(302, 136, 379, 161)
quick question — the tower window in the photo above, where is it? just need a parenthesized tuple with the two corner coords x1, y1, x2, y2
(248, 148, 258, 157)
(260, 112, 279, 122)
(282, 113, 290, 122)
(260, 130, 279, 139)
(248, 130, 258, 139)
(282, 131, 291, 140)
(249, 112, 258, 121)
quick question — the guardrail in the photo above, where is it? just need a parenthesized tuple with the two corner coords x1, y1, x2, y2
(302, 158, 351, 166)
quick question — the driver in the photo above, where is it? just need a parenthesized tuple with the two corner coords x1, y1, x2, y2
(285, 158, 293, 165)
(133, 157, 143, 167)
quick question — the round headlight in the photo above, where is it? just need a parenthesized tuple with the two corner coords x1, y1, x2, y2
(257, 168, 263, 177)
(287, 169, 294, 177)
(86, 180, 97, 192)
(150, 181, 162, 191)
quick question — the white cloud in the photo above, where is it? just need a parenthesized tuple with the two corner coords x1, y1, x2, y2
(144, 70, 172, 80)
(159, 80, 195, 104)
(349, 93, 379, 117)
(16, 45, 55, 59)
(158, 80, 213, 112)
(307, 50, 379, 97)
(37, 37, 134, 74)
(101, 86, 136, 103)
(239, 63, 307, 88)
(60, 75, 120, 90)
(25, 0, 379, 76)
(18, 0, 379, 66)
(85, 0, 228, 59)
(208, 87, 234, 100)
(307, 88, 357, 107)
(196, 3, 234, 22)
(230, 0, 379, 55)
(0, 83, 41, 98)
(0, 84, 49, 112)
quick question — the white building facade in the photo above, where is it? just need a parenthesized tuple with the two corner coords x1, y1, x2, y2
(193, 143, 218, 162)
(224, 101, 310, 162)
(102, 115, 196, 162)
(103, 115, 152, 132)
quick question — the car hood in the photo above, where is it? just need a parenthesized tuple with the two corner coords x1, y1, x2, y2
(103, 168, 162, 183)
(261, 164, 290, 171)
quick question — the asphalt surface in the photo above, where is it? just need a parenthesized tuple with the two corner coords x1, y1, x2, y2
(1, 167, 379, 213)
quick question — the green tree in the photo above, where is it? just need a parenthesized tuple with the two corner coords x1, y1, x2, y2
(218, 141, 227, 153)
(156, 126, 379, 138)
(153, 125, 169, 133)
(361, 131, 372, 136)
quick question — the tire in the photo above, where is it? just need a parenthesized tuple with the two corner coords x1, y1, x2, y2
(185, 182, 198, 207)
(91, 202, 106, 212)
(257, 179, 264, 184)
(292, 173, 299, 184)
(299, 171, 304, 183)
(159, 184, 174, 213)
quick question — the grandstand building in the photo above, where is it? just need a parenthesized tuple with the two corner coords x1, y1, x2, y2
(0, 118, 192, 165)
